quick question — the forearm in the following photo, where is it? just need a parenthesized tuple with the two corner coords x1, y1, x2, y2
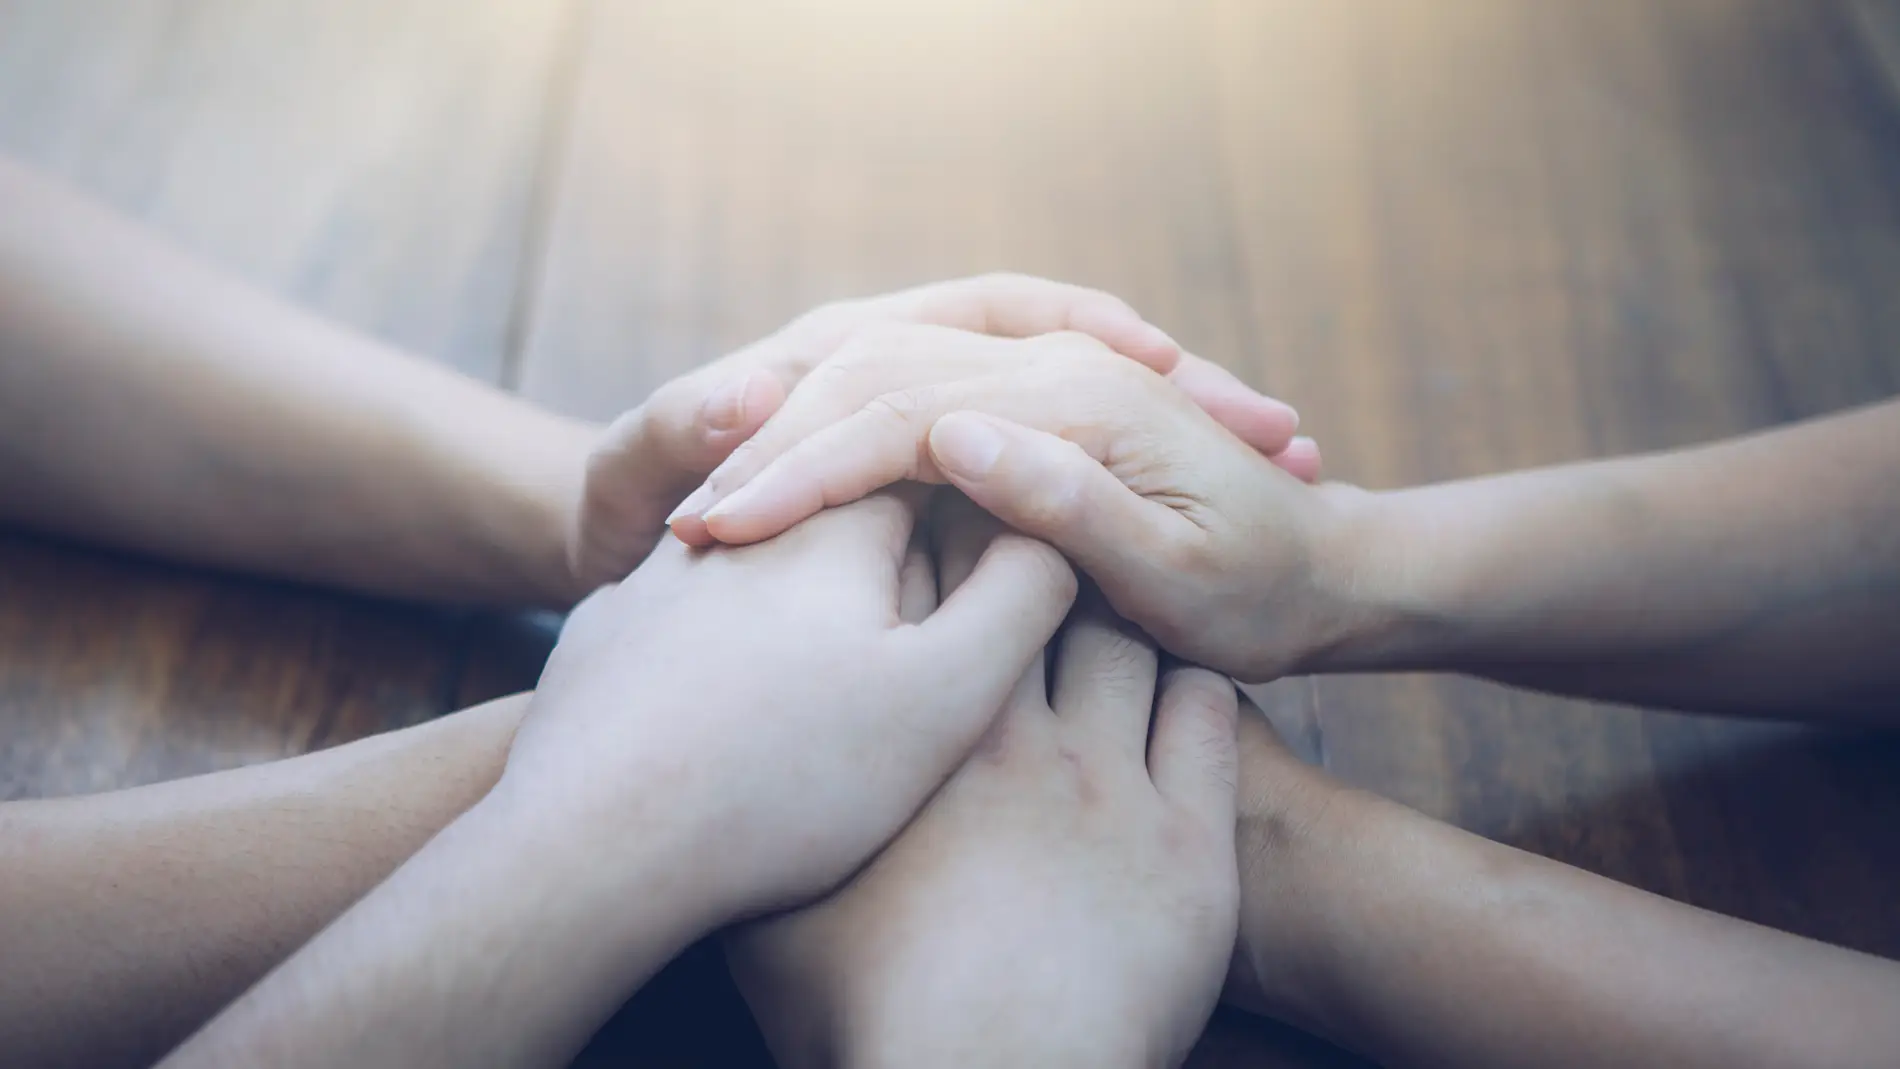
(0, 694, 525, 1069)
(1320, 399, 1900, 719)
(166, 776, 712, 1069)
(1234, 786, 1900, 1069)
(0, 158, 597, 607)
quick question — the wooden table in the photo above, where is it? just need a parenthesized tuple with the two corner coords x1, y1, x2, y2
(3, 2, 1898, 1064)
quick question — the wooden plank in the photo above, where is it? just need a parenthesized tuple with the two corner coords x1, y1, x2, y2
(0, 531, 465, 798)
(0, 0, 576, 796)
(1204, 0, 1900, 957)
(514, 0, 1259, 420)
(525, 1, 1900, 1065)
(0, 0, 577, 378)
(1849, 0, 1900, 107)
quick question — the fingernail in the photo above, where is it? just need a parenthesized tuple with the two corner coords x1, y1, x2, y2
(667, 484, 714, 526)
(1270, 398, 1300, 433)
(700, 482, 756, 524)
(930, 413, 1006, 478)
(700, 372, 755, 433)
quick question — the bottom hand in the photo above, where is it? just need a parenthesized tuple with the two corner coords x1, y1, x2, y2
(729, 497, 1241, 1069)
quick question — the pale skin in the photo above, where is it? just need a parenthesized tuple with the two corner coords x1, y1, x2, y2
(9, 150, 1897, 1066)
(2, 157, 1307, 1068)
(163, 492, 1083, 1068)
(728, 499, 1242, 1069)
(678, 328, 1900, 1066)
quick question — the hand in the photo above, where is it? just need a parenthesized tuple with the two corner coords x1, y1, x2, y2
(678, 332, 1372, 681)
(727, 498, 1241, 1069)
(564, 273, 1282, 593)
(503, 489, 1078, 926)
(666, 324, 1317, 547)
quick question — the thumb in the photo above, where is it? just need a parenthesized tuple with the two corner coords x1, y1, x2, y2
(610, 369, 788, 487)
(926, 411, 1191, 619)
(574, 370, 787, 582)
(636, 369, 788, 547)
(898, 532, 1076, 745)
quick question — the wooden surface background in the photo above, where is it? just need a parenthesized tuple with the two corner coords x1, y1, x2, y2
(3, 1, 1899, 1065)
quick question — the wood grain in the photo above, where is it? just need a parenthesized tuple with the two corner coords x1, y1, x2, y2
(1207, 0, 1900, 956)
(2, 0, 1898, 1064)
(518, 1, 1900, 1064)
(0, 0, 578, 378)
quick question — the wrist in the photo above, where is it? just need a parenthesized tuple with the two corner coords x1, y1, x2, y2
(474, 771, 725, 962)
(502, 413, 603, 610)
(1295, 483, 1458, 674)
(1230, 772, 1410, 1039)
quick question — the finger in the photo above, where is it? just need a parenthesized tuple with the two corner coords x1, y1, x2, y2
(636, 368, 789, 547)
(772, 488, 925, 610)
(927, 412, 1193, 624)
(1269, 436, 1322, 484)
(1148, 667, 1240, 831)
(611, 368, 788, 492)
(1051, 596, 1159, 759)
(696, 361, 1113, 545)
(882, 273, 1181, 373)
(931, 492, 1047, 709)
(1164, 355, 1299, 457)
(896, 520, 939, 625)
(931, 489, 1010, 597)
(672, 326, 1026, 542)
(698, 384, 955, 545)
(898, 533, 1077, 734)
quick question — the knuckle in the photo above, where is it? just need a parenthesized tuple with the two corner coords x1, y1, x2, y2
(815, 323, 928, 383)
(861, 387, 930, 425)
(806, 352, 863, 393)
(1196, 727, 1240, 790)
(1020, 479, 1086, 532)
(1094, 627, 1153, 677)
(1011, 437, 1095, 527)
(1166, 667, 1237, 716)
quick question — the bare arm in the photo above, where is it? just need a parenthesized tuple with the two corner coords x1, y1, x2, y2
(1227, 711, 1900, 1069)
(1332, 399, 1900, 719)
(655, 332, 1898, 720)
(0, 158, 597, 607)
(0, 694, 525, 1069)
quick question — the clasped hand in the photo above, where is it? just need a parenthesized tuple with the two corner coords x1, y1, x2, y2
(505, 278, 1320, 1067)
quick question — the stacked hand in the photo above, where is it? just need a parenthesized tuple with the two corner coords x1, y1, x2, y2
(666, 326, 1373, 681)
(180, 279, 1309, 1069)
(562, 274, 1313, 594)
(508, 489, 1077, 922)
(727, 498, 1242, 1069)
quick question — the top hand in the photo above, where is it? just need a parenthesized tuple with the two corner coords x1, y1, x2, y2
(673, 330, 1366, 681)
(565, 275, 1307, 593)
